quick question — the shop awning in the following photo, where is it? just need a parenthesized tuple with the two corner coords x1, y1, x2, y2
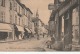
(30, 29, 35, 34)
(32, 30, 36, 34)
(25, 28, 31, 33)
(0, 23, 12, 32)
(16, 25, 24, 32)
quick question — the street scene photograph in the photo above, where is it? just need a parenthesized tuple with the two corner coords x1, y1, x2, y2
(0, 0, 80, 51)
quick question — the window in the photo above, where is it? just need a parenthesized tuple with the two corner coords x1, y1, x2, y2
(10, 2, 12, 10)
(22, 19, 23, 26)
(19, 18, 20, 25)
(15, 15, 17, 24)
(0, 12, 5, 22)
(1, 0, 5, 7)
(35, 22, 37, 26)
(25, 9, 26, 15)
(14, 3, 17, 11)
(19, 6, 20, 13)
(26, 11, 27, 16)
(1, 12, 3, 22)
(10, 15, 12, 24)
(0, 0, 2, 5)
(23, 9, 25, 15)
(3, 12, 5, 22)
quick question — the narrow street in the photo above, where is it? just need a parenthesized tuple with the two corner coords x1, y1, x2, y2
(0, 36, 54, 51)
(0, 0, 80, 52)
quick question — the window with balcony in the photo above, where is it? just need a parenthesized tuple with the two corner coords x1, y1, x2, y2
(1, 0, 5, 7)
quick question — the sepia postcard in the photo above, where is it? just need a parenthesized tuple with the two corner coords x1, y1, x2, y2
(0, 0, 80, 52)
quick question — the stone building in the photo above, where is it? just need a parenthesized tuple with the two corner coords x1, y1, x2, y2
(48, 0, 80, 50)
(0, 0, 33, 41)
(0, 0, 13, 40)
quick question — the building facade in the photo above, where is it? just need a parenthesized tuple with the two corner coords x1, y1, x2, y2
(0, 0, 33, 41)
(0, 0, 13, 40)
(49, 0, 80, 50)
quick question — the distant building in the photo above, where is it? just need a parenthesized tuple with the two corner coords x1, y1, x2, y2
(32, 10, 48, 36)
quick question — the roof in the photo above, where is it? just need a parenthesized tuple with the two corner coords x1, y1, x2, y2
(21, 4, 33, 14)
(15, 0, 33, 14)
(16, 0, 23, 8)
(27, 8, 33, 14)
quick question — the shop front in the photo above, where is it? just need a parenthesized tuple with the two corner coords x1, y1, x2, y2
(0, 23, 12, 40)
(24, 28, 31, 38)
(14, 25, 24, 40)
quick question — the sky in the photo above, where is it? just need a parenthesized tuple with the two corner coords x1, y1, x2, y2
(20, 0, 54, 25)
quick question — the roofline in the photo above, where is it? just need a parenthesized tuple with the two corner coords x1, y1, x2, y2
(21, 4, 33, 14)
(16, 0, 24, 8)
(27, 8, 33, 14)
